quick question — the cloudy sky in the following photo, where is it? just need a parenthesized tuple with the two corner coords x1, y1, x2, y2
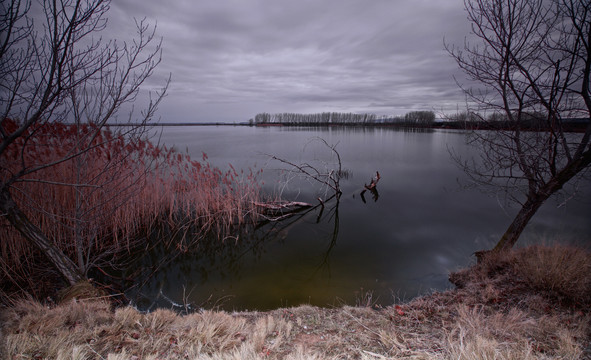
(106, 0, 471, 123)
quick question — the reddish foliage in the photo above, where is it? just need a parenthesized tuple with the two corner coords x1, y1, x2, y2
(0, 119, 262, 280)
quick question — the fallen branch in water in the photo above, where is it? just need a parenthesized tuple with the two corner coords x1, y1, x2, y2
(258, 138, 346, 225)
(266, 137, 345, 202)
(360, 171, 381, 203)
(254, 201, 313, 211)
(254, 200, 314, 221)
(266, 154, 342, 196)
(364, 171, 381, 190)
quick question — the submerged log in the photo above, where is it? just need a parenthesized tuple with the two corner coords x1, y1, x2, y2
(254, 200, 314, 221)
(254, 201, 313, 212)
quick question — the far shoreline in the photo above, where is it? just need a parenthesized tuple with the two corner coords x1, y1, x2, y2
(104, 120, 590, 133)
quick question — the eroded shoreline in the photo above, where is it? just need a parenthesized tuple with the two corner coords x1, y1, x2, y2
(1, 244, 590, 359)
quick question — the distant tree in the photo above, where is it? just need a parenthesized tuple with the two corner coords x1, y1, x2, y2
(254, 113, 271, 124)
(448, 111, 480, 123)
(254, 112, 380, 125)
(404, 111, 436, 125)
(486, 112, 507, 123)
(447, 0, 591, 252)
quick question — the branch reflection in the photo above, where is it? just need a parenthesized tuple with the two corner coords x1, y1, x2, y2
(116, 173, 382, 312)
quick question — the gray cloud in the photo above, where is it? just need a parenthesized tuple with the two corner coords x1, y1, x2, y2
(107, 0, 470, 122)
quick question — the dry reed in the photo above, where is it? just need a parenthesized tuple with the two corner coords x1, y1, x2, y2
(0, 119, 262, 295)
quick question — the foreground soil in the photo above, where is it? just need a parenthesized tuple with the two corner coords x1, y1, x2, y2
(1, 245, 590, 359)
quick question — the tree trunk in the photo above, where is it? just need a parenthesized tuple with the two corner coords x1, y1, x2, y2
(493, 150, 591, 252)
(493, 194, 548, 252)
(0, 189, 83, 285)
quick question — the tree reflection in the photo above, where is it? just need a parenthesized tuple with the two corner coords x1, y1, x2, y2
(360, 187, 379, 203)
(313, 197, 340, 278)
(117, 192, 346, 311)
(118, 143, 382, 311)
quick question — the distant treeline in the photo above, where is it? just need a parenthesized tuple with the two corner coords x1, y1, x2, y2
(250, 111, 589, 132)
(251, 111, 436, 126)
(442, 111, 590, 132)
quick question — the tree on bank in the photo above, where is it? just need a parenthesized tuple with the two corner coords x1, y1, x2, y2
(448, 0, 591, 251)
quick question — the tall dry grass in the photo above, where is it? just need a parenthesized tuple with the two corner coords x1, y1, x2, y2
(1, 286, 588, 359)
(0, 119, 262, 294)
(444, 304, 587, 359)
(444, 244, 591, 358)
(451, 243, 591, 307)
(0, 299, 296, 360)
(511, 244, 591, 303)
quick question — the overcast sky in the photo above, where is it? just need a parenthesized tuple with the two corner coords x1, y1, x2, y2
(106, 0, 471, 123)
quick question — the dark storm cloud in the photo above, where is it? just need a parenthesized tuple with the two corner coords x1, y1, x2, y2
(106, 0, 470, 122)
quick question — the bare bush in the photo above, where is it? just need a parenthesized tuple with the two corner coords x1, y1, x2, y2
(1, 0, 169, 285)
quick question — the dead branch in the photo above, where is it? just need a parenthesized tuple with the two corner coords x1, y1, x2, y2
(267, 138, 345, 201)
(360, 171, 381, 203)
(364, 171, 381, 190)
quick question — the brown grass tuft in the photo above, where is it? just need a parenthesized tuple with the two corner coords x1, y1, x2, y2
(58, 280, 107, 304)
(511, 244, 591, 303)
(450, 244, 591, 309)
(445, 304, 587, 359)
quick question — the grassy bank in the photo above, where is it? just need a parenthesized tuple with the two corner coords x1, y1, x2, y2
(1, 244, 590, 359)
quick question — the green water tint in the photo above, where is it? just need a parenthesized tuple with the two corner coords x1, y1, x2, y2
(121, 126, 591, 312)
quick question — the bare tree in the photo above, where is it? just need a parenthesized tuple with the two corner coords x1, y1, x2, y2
(0, 0, 167, 285)
(447, 0, 591, 251)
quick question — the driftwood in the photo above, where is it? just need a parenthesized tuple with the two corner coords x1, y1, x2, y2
(360, 171, 381, 203)
(254, 201, 314, 221)
(364, 171, 381, 190)
(254, 201, 313, 211)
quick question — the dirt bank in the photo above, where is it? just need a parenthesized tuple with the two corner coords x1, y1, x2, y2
(1, 244, 590, 359)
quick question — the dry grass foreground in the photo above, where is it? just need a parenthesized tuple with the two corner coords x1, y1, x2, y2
(1, 244, 590, 359)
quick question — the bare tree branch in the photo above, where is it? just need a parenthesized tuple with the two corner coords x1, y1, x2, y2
(448, 0, 591, 251)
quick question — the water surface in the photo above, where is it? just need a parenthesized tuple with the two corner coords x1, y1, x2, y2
(126, 126, 591, 311)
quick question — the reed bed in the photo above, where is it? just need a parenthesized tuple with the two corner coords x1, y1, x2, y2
(0, 119, 262, 295)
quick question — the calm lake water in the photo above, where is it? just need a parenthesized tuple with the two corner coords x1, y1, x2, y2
(125, 126, 591, 312)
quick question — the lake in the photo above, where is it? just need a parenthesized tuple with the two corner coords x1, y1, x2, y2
(124, 126, 591, 312)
